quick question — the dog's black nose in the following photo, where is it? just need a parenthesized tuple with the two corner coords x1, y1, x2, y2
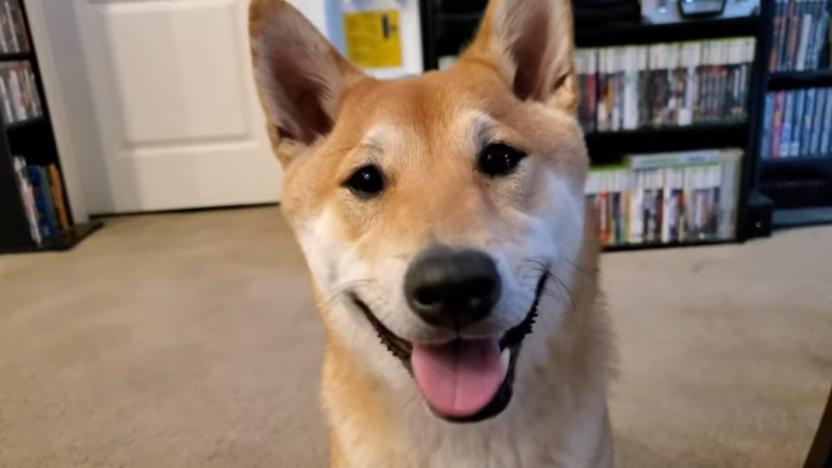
(404, 247, 501, 330)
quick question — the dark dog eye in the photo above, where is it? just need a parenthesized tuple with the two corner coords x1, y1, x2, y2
(477, 143, 527, 177)
(344, 164, 385, 197)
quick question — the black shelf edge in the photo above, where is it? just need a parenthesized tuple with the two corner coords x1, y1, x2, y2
(760, 157, 832, 171)
(586, 123, 748, 164)
(0, 51, 32, 62)
(585, 123, 748, 140)
(0, 221, 102, 254)
(431, 14, 760, 49)
(767, 70, 832, 91)
(576, 16, 760, 48)
(773, 206, 832, 228)
(602, 238, 738, 252)
(436, 12, 481, 22)
(4, 116, 45, 130)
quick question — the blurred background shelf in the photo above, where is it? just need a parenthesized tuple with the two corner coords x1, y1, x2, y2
(575, 16, 761, 47)
(772, 207, 832, 228)
(767, 70, 832, 91)
(0, 221, 102, 254)
(585, 123, 749, 166)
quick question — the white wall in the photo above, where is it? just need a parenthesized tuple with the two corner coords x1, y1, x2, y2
(289, 0, 423, 78)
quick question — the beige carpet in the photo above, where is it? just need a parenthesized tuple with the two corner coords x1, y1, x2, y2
(0, 206, 829, 468)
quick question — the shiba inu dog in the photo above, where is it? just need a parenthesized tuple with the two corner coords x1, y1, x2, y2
(249, 0, 615, 466)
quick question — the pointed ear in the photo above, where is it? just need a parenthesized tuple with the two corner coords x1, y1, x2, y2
(249, 0, 367, 166)
(462, 0, 578, 112)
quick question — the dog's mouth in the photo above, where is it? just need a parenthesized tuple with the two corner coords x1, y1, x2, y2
(350, 272, 548, 424)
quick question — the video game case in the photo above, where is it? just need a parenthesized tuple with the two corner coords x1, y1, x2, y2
(0, 4, 10, 54)
(575, 49, 598, 133)
(601, 48, 615, 132)
(0, 71, 12, 124)
(648, 43, 666, 127)
(610, 47, 621, 131)
(781, 91, 795, 158)
(810, 1, 831, 69)
(11, 156, 42, 244)
(739, 38, 755, 119)
(761, 93, 774, 158)
(801, 88, 817, 156)
(771, 92, 784, 157)
(680, 42, 700, 126)
(715, 41, 729, 121)
(787, 0, 801, 70)
(796, 0, 810, 70)
(770, 0, 786, 70)
(623, 46, 640, 130)
(26, 164, 58, 240)
(718, 151, 742, 239)
(47, 164, 71, 231)
(821, 88, 832, 153)
(7, 66, 25, 121)
(807, 0, 827, 70)
(809, 86, 827, 155)
(25, 66, 42, 117)
(792, 89, 807, 157)
(3, 0, 19, 52)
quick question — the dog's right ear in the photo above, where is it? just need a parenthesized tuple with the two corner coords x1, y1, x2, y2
(249, 0, 367, 167)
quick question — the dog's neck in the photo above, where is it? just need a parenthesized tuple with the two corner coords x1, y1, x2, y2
(320, 215, 614, 468)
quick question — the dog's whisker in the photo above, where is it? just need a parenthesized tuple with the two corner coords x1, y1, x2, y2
(319, 279, 376, 309)
(559, 258, 596, 280)
(549, 274, 576, 314)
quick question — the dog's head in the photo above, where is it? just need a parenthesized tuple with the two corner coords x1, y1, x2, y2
(250, 0, 589, 423)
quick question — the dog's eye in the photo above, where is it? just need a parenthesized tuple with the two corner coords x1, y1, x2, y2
(344, 164, 385, 197)
(477, 143, 527, 177)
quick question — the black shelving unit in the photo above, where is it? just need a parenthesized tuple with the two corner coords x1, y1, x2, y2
(584, 123, 749, 166)
(767, 70, 832, 90)
(751, 3, 832, 229)
(0, 0, 100, 254)
(419, 1, 768, 250)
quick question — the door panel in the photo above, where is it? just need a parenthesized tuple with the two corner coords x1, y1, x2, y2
(74, 0, 282, 213)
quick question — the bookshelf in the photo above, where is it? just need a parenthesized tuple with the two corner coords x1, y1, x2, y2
(0, 0, 100, 254)
(752, 0, 832, 228)
(419, 1, 769, 250)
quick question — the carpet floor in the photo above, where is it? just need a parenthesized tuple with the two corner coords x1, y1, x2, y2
(0, 206, 829, 467)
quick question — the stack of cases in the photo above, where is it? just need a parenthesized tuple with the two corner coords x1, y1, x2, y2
(769, 0, 832, 71)
(0, 61, 42, 125)
(11, 156, 71, 245)
(575, 38, 756, 132)
(760, 87, 832, 158)
(0, 0, 29, 54)
(585, 149, 743, 247)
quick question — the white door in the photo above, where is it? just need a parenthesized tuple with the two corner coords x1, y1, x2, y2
(70, 0, 283, 213)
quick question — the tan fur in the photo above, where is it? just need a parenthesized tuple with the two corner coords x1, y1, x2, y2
(249, 0, 614, 466)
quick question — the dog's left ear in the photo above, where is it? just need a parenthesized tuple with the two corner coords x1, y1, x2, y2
(462, 0, 577, 112)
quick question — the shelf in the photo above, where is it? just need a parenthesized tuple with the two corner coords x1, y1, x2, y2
(767, 70, 832, 91)
(575, 16, 760, 48)
(432, 13, 760, 49)
(0, 51, 32, 62)
(5, 116, 45, 131)
(760, 157, 832, 171)
(0, 221, 103, 254)
(586, 123, 749, 164)
(603, 238, 738, 252)
(436, 12, 480, 23)
(773, 206, 832, 228)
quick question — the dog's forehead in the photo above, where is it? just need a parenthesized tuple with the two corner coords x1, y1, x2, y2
(338, 66, 511, 141)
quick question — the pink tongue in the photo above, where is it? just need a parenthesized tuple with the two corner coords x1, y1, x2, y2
(411, 339, 504, 418)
